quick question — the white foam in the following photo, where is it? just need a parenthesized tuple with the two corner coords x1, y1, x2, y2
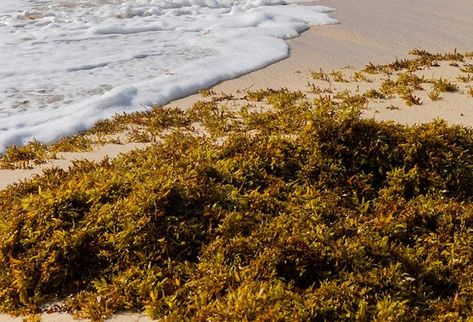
(0, 0, 337, 151)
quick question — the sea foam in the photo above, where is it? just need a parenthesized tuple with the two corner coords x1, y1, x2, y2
(0, 0, 337, 151)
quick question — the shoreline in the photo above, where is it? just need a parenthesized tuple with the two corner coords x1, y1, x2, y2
(2, 0, 473, 189)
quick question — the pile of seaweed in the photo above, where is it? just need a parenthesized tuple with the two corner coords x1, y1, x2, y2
(1, 86, 473, 321)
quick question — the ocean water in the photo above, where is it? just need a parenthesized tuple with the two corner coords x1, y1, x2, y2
(0, 0, 336, 151)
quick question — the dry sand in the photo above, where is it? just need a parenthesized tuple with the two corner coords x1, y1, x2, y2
(209, 0, 473, 92)
(1, 0, 473, 320)
(0, 313, 153, 322)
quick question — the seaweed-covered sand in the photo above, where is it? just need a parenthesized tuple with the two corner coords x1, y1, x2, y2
(1, 0, 473, 321)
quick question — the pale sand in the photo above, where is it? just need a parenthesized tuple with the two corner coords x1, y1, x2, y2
(1, 0, 473, 320)
(208, 0, 473, 92)
(0, 142, 149, 190)
(0, 312, 153, 322)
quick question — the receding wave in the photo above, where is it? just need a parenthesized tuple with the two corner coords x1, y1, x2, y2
(0, 0, 337, 151)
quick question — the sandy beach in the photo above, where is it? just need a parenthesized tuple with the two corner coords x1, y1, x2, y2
(2, 0, 473, 191)
(1, 0, 473, 320)
(209, 0, 473, 91)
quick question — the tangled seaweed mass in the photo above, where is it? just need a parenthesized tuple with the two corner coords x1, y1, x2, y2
(1, 51, 473, 320)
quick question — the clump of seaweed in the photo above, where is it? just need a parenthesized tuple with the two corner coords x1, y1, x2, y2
(378, 72, 424, 104)
(125, 106, 193, 142)
(385, 104, 399, 110)
(400, 90, 422, 106)
(363, 62, 381, 74)
(379, 78, 397, 98)
(329, 70, 349, 82)
(2, 51, 473, 322)
(460, 64, 473, 73)
(310, 68, 330, 82)
(199, 88, 216, 97)
(0, 140, 51, 169)
(352, 71, 373, 82)
(467, 86, 473, 98)
(245, 88, 281, 101)
(364, 89, 385, 100)
(187, 100, 238, 137)
(457, 74, 473, 83)
(427, 89, 441, 101)
(1, 86, 473, 321)
(307, 83, 332, 94)
(430, 77, 459, 93)
(51, 135, 93, 153)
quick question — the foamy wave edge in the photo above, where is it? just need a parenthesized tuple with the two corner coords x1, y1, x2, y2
(0, 1, 337, 151)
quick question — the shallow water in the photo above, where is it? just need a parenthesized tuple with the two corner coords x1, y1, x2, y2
(0, 0, 336, 151)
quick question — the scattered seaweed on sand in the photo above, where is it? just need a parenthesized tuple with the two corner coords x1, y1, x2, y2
(329, 70, 349, 82)
(427, 89, 441, 101)
(430, 77, 459, 93)
(400, 90, 422, 106)
(457, 74, 473, 83)
(0, 140, 51, 169)
(352, 71, 373, 83)
(310, 68, 330, 82)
